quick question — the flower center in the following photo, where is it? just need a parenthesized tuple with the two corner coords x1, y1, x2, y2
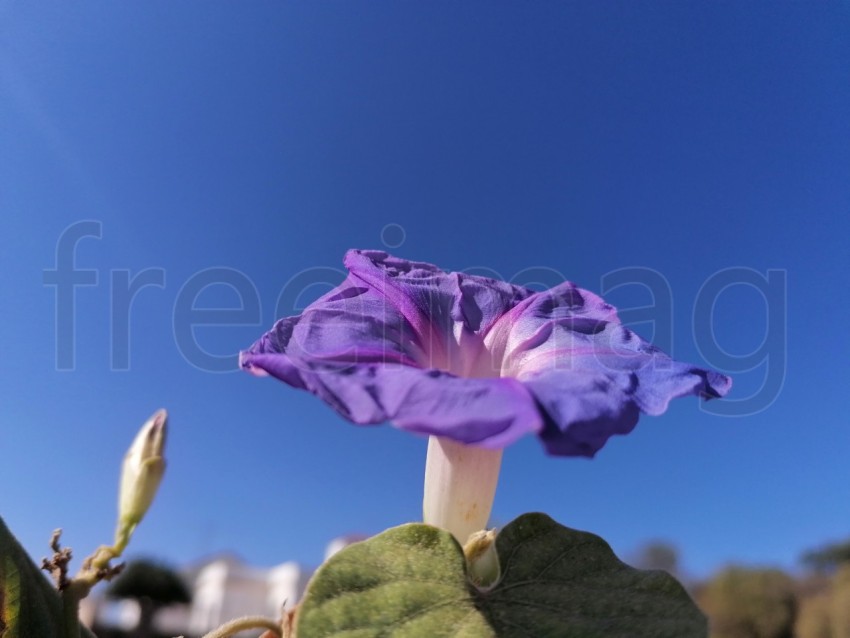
(421, 329, 510, 380)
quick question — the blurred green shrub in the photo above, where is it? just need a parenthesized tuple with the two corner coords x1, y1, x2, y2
(697, 567, 796, 638)
(796, 592, 831, 638)
(831, 565, 850, 638)
(106, 559, 190, 638)
(802, 542, 850, 573)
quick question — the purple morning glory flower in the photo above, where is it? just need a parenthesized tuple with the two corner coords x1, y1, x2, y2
(240, 250, 731, 458)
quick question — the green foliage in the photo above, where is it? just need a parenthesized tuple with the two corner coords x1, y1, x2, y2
(831, 565, 850, 638)
(0, 516, 96, 638)
(793, 565, 850, 638)
(106, 559, 190, 607)
(795, 593, 831, 638)
(106, 560, 190, 638)
(297, 512, 707, 638)
(802, 541, 850, 573)
(632, 541, 680, 576)
(698, 567, 796, 638)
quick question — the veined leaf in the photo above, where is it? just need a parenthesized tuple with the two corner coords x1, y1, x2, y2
(0, 516, 96, 638)
(297, 513, 706, 638)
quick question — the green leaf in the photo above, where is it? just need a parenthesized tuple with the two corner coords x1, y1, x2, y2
(0, 516, 96, 638)
(297, 513, 706, 638)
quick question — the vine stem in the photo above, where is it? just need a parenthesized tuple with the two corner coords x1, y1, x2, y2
(61, 582, 85, 638)
(201, 615, 282, 638)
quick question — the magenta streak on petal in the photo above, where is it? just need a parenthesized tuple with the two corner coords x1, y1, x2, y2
(481, 295, 539, 374)
(344, 251, 451, 370)
(510, 347, 644, 378)
(485, 284, 623, 377)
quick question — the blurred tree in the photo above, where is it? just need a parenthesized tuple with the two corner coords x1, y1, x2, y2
(632, 541, 680, 576)
(832, 565, 850, 638)
(802, 540, 850, 573)
(795, 593, 831, 638)
(794, 573, 833, 638)
(106, 559, 191, 638)
(697, 567, 796, 638)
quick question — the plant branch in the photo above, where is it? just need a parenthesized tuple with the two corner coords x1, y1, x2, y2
(201, 616, 283, 638)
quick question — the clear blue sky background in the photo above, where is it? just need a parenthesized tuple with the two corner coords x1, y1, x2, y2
(1, 2, 848, 581)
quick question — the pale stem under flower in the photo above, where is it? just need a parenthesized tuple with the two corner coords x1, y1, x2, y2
(422, 436, 503, 545)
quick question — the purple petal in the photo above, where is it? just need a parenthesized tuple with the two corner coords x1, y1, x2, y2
(523, 371, 641, 457)
(242, 354, 542, 448)
(241, 251, 731, 457)
(345, 250, 531, 375)
(485, 283, 732, 455)
(241, 251, 543, 447)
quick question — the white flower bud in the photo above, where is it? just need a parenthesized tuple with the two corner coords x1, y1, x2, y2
(118, 409, 167, 531)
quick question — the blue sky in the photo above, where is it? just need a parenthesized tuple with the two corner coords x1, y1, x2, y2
(1, 1, 848, 581)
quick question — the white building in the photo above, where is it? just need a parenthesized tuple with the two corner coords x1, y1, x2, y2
(90, 535, 362, 637)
